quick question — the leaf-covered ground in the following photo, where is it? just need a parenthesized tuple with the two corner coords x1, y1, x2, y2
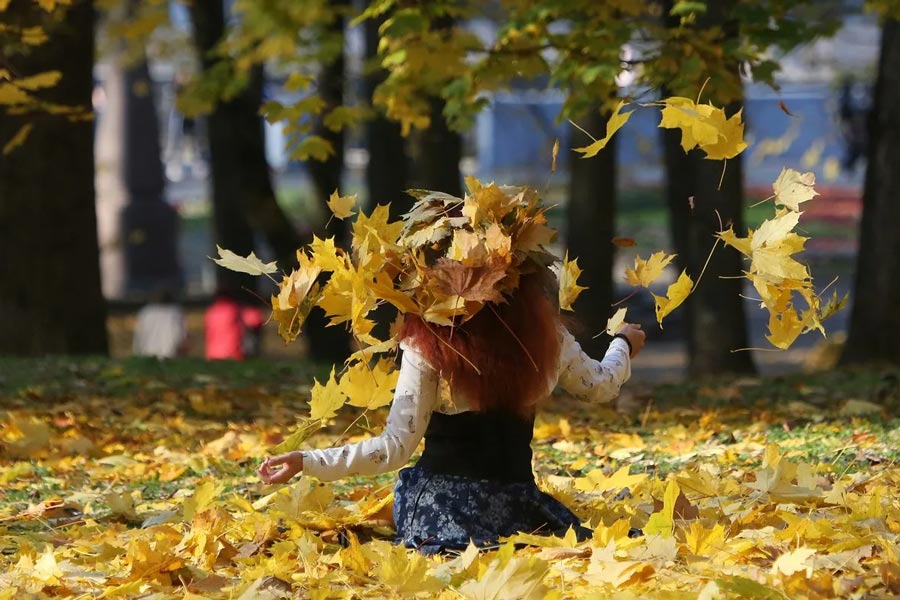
(1, 357, 899, 599)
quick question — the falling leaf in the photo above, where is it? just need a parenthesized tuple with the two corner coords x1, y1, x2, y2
(212, 245, 277, 276)
(558, 253, 587, 311)
(625, 251, 676, 288)
(2, 123, 32, 155)
(772, 168, 818, 212)
(551, 138, 560, 172)
(779, 100, 797, 117)
(573, 101, 634, 158)
(326, 190, 357, 220)
(652, 270, 694, 325)
(658, 97, 747, 160)
(612, 237, 636, 248)
(604, 308, 628, 337)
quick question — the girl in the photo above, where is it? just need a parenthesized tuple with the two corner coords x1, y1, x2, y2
(258, 268, 645, 554)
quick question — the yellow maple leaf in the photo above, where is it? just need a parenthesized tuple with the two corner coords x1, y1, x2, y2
(765, 306, 806, 350)
(684, 521, 726, 557)
(702, 108, 748, 160)
(365, 271, 419, 314)
(457, 552, 550, 600)
(484, 222, 512, 256)
(366, 540, 444, 594)
(773, 167, 818, 212)
(183, 478, 221, 521)
(309, 235, 346, 272)
(718, 226, 752, 257)
(212, 245, 277, 276)
(658, 97, 746, 160)
(558, 253, 587, 311)
(652, 270, 694, 325)
(574, 465, 647, 493)
(604, 307, 628, 337)
(341, 358, 399, 410)
(447, 229, 486, 265)
(772, 547, 817, 578)
(573, 100, 634, 158)
(309, 367, 347, 421)
(644, 479, 680, 537)
(326, 189, 357, 220)
(624, 251, 676, 287)
(353, 204, 404, 251)
(658, 97, 721, 152)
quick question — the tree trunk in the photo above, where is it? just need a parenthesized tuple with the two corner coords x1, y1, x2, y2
(304, 1, 351, 362)
(365, 12, 409, 216)
(416, 97, 463, 197)
(0, 0, 108, 355)
(663, 111, 754, 376)
(191, 1, 302, 299)
(567, 108, 616, 357)
(190, 0, 257, 298)
(841, 19, 900, 365)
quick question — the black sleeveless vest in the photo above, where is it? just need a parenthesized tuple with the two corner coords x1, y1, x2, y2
(416, 410, 535, 483)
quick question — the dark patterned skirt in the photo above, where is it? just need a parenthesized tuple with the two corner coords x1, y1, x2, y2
(393, 465, 592, 555)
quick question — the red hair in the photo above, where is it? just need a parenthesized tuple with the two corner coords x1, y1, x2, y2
(399, 270, 561, 419)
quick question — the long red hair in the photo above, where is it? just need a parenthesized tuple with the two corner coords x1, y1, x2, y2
(399, 270, 561, 419)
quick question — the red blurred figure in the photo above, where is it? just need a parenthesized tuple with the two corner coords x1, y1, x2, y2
(205, 290, 265, 360)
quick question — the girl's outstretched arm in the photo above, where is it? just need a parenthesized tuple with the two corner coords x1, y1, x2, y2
(556, 324, 644, 403)
(259, 345, 440, 484)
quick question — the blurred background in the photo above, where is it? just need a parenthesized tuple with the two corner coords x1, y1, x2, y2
(2, 0, 898, 381)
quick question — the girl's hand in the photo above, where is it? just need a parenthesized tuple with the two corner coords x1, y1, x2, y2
(258, 451, 304, 484)
(617, 323, 646, 358)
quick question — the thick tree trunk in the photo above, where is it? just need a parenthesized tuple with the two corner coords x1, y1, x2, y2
(0, 0, 108, 354)
(415, 97, 463, 197)
(190, 0, 257, 297)
(191, 1, 301, 299)
(364, 12, 408, 216)
(567, 108, 616, 357)
(304, 1, 351, 362)
(841, 19, 900, 365)
(664, 110, 754, 376)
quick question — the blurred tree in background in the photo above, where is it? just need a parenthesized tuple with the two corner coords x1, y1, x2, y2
(842, 5, 900, 366)
(0, 0, 108, 355)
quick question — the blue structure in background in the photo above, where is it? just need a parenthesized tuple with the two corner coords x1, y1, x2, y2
(475, 83, 865, 189)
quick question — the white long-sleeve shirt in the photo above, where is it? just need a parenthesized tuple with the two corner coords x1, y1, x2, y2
(302, 328, 631, 481)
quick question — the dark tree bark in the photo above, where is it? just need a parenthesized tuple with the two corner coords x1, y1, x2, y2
(364, 12, 409, 216)
(303, 0, 351, 362)
(190, 1, 301, 296)
(0, 0, 108, 355)
(841, 19, 900, 365)
(661, 0, 754, 376)
(190, 0, 257, 298)
(663, 114, 754, 376)
(566, 108, 616, 357)
(416, 97, 463, 197)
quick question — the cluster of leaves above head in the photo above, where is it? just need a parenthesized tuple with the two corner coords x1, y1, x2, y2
(214, 178, 560, 439)
(0, 0, 91, 155)
(216, 176, 558, 344)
